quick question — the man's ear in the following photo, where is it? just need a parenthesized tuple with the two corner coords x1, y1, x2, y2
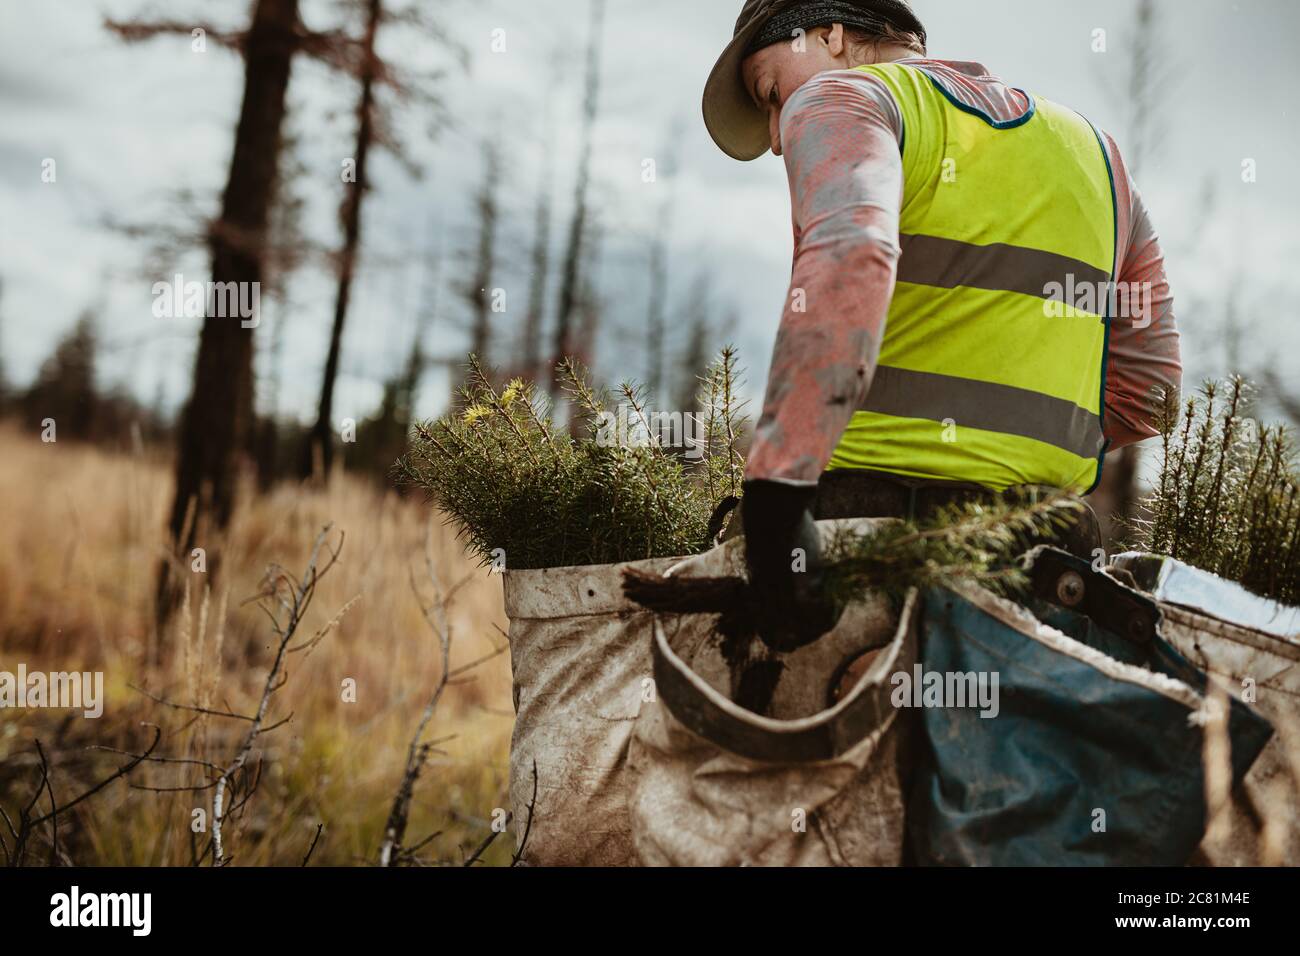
(825, 22, 847, 57)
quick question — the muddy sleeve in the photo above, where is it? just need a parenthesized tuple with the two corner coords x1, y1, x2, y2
(744, 72, 903, 485)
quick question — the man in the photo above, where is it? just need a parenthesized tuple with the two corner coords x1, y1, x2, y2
(704, 0, 1181, 649)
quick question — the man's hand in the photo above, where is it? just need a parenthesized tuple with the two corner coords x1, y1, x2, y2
(741, 479, 843, 651)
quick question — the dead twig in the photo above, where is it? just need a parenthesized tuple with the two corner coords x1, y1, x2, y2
(510, 761, 539, 867)
(302, 823, 324, 866)
(378, 520, 500, 866)
(379, 523, 454, 866)
(4, 725, 161, 867)
(128, 684, 257, 723)
(211, 525, 348, 865)
(462, 811, 511, 867)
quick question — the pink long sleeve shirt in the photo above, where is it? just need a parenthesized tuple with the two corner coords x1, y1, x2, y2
(745, 59, 1182, 487)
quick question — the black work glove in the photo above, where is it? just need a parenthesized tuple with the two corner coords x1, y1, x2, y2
(741, 479, 844, 652)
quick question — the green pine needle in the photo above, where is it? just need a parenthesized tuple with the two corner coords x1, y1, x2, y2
(1131, 377, 1300, 606)
(823, 494, 1087, 603)
(398, 351, 749, 570)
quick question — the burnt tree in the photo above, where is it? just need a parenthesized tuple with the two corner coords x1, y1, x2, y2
(111, 0, 301, 625)
(303, 0, 382, 479)
(110, 0, 464, 623)
(299, 0, 463, 476)
(459, 136, 502, 390)
(550, 0, 605, 392)
(521, 130, 553, 383)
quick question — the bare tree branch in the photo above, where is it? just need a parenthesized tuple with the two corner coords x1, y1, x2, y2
(212, 525, 348, 865)
(2, 725, 162, 866)
(462, 811, 511, 867)
(31, 725, 162, 827)
(104, 18, 246, 51)
(302, 823, 324, 865)
(378, 521, 498, 866)
(511, 760, 539, 867)
(128, 684, 257, 722)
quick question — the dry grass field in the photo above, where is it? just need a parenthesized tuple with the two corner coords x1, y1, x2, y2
(0, 424, 516, 866)
(2, 424, 1296, 867)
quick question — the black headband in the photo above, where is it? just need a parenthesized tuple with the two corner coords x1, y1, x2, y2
(745, 2, 921, 56)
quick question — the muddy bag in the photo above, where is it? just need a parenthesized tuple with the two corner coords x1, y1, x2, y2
(502, 520, 913, 867)
(502, 556, 682, 866)
(1114, 553, 1300, 865)
(909, 548, 1274, 866)
(626, 524, 920, 867)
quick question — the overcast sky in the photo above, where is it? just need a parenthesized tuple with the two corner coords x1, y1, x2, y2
(1, 0, 1297, 426)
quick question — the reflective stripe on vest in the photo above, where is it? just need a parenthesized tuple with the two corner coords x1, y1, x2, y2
(827, 63, 1117, 493)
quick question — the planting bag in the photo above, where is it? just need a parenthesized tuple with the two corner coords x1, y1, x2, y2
(501, 556, 680, 866)
(1113, 554, 1300, 865)
(1128, 574, 1300, 868)
(630, 592, 919, 866)
(502, 533, 1274, 867)
(910, 548, 1274, 866)
(623, 522, 919, 866)
(1158, 604, 1300, 864)
(1114, 552, 1300, 640)
(502, 519, 912, 866)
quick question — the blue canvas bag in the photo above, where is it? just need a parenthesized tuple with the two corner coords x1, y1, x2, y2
(908, 548, 1273, 866)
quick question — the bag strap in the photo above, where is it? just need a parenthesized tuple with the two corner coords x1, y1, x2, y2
(650, 590, 920, 764)
(1027, 546, 1162, 646)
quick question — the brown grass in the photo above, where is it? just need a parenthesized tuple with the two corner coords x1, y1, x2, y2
(2, 424, 1295, 867)
(0, 424, 514, 866)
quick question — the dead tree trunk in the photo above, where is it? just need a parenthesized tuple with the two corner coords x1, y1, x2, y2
(157, 0, 299, 623)
(572, 218, 604, 372)
(644, 120, 683, 399)
(466, 137, 501, 374)
(549, 0, 605, 391)
(303, 0, 382, 479)
(645, 223, 668, 400)
(674, 271, 714, 413)
(521, 129, 553, 383)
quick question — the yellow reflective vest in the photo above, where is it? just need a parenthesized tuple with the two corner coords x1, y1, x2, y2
(827, 63, 1118, 493)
